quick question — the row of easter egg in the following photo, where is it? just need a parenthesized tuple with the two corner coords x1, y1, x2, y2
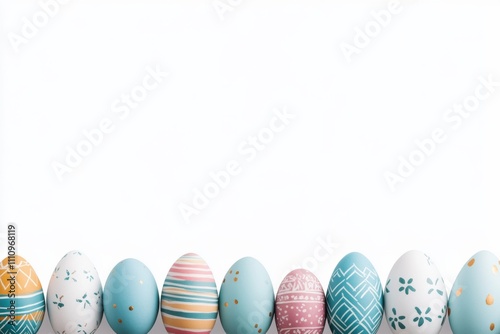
(1, 250, 500, 334)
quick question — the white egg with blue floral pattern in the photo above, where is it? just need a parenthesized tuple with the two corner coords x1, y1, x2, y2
(384, 250, 448, 334)
(47, 250, 103, 334)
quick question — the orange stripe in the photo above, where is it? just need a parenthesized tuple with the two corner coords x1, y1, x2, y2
(162, 316, 216, 330)
(0, 310, 44, 321)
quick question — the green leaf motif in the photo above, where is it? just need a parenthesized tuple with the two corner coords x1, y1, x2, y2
(53, 294, 64, 309)
(389, 308, 406, 330)
(399, 277, 416, 294)
(405, 285, 416, 294)
(413, 306, 432, 327)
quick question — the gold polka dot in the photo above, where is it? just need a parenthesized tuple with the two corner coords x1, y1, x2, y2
(254, 324, 258, 328)
(234, 299, 238, 304)
(113, 304, 117, 308)
(129, 306, 134, 311)
(258, 329, 262, 333)
(448, 308, 451, 317)
(236, 271, 240, 274)
(468, 258, 475, 267)
(234, 277, 238, 282)
(269, 312, 272, 317)
(487, 294, 494, 305)
(229, 270, 232, 274)
(118, 319, 123, 324)
(493, 266, 498, 274)
(224, 302, 228, 307)
(223, 278, 226, 283)
(491, 323, 495, 331)
(456, 288, 463, 297)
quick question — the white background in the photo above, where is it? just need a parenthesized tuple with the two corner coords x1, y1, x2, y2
(1, 0, 500, 333)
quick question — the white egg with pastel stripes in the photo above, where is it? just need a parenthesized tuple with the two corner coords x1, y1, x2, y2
(162, 253, 218, 334)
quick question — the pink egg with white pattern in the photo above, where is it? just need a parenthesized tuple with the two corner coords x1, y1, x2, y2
(275, 269, 326, 334)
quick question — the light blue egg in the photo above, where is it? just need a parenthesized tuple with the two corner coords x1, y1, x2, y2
(326, 252, 383, 334)
(219, 257, 274, 334)
(103, 258, 159, 334)
(449, 250, 500, 334)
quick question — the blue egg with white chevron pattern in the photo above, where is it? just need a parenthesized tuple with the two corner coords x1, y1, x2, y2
(326, 252, 383, 334)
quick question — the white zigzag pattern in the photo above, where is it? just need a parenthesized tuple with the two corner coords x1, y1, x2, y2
(0, 310, 43, 334)
(0, 260, 40, 291)
(327, 264, 383, 334)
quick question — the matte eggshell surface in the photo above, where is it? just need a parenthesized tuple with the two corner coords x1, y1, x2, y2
(384, 250, 447, 334)
(449, 250, 500, 334)
(326, 252, 383, 334)
(162, 253, 218, 334)
(275, 268, 326, 334)
(47, 250, 103, 334)
(0, 255, 45, 334)
(103, 258, 159, 334)
(219, 257, 275, 334)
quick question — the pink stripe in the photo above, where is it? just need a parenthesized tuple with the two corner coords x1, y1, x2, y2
(172, 262, 209, 269)
(170, 268, 212, 275)
(168, 275, 215, 282)
(166, 326, 211, 334)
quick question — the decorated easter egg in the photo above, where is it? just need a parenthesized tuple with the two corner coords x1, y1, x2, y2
(0, 255, 45, 334)
(326, 252, 383, 334)
(219, 257, 275, 334)
(448, 250, 500, 333)
(161, 253, 218, 334)
(384, 250, 448, 334)
(103, 258, 159, 334)
(47, 250, 103, 334)
(275, 269, 325, 334)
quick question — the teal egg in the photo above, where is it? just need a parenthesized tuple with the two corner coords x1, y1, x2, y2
(219, 257, 274, 334)
(326, 252, 383, 334)
(449, 250, 500, 334)
(103, 258, 159, 334)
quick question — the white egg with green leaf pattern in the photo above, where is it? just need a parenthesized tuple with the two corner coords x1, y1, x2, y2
(384, 250, 447, 334)
(47, 250, 103, 334)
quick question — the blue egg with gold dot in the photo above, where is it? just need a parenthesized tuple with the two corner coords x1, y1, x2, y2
(449, 250, 500, 334)
(219, 257, 275, 334)
(103, 258, 159, 334)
